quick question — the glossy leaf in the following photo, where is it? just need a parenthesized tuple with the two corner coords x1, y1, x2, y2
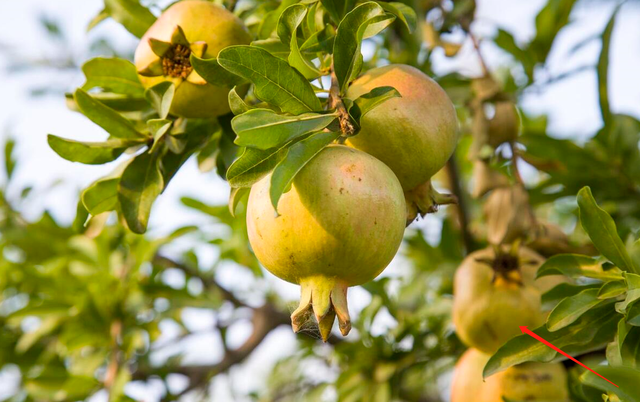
(333, 2, 394, 94)
(537, 254, 622, 281)
(278, 4, 322, 79)
(378, 2, 417, 33)
(148, 119, 172, 153)
(270, 131, 339, 211)
(190, 55, 246, 88)
(104, 0, 156, 38)
(118, 152, 164, 234)
(484, 305, 618, 378)
(47, 135, 141, 165)
(228, 87, 251, 115)
(82, 178, 120, 215)
(232, 109, 337, 149)
(227, 145, 289, 188)
(547, 288, 607, 331)
(346, 86, 401, 128)
(580, 366, 640, 402)
(322, 0, 357, 23)
(577, 187, 636, 273)
(81, 57, 144, 96)
(74, 89, 146, 140)
(218, 46, 321, 114)
(145, 82, 175, 119)
(229, 187, 250, 217)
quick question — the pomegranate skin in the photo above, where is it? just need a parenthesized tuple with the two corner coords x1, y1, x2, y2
(134, 0, 251, 118)
(247, 145, 405, 340)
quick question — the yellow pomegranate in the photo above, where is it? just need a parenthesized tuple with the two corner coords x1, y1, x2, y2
(247, 145, 405, 341)
(453, 246, 559, 354)
(345, 64, 459, 221)
(452, 348, 570, 402)
(134, 0, 251, 118)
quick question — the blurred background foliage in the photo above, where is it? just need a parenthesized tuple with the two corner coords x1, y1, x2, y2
(1, 0, 639, 401)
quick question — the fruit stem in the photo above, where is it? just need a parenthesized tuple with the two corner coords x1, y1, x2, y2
(405, 180, 458, 222)
(328, 63, 355, 137)
(291, 276, 351, 342)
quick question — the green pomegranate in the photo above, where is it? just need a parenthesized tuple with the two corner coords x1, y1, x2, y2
(247, 145, 405, 341)
(453, 246, 558, 354)
(452, 348, 569, 402)
(134, 0, 251, 118)
(345, 64, 459, 221)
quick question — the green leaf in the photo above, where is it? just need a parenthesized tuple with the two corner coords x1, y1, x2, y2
(333, 2, 394, 94)
(580, 366, 640, 402)
(47, 135, 141, 165)
(494, 28, 535, 81)
(322, 0, 357, 24)
(483, 304, 618, 378)
(82, 178, 119, 215)
(104, 0, 156, 38)
(278, 4, 322, 80)
(74, 88, 146, 140)
(598, 280, 627, 299)
(229, 187, 250, 217)
(228, 87, 251, 115)
(232, 109, 337, 149)
(577, 187, 636, 273)
(270, 131, 339, 211)
(346, 86, 401, 128)
(258, 0, 298, 39)
(531, 0, 578, 63)
(250, 38, 291, 59)
(81, 57, 144, 96)
(118, 152, 164, 234)
(190, 55, 246, 88)
(144, 82, 175, 119)
(227, 144, 291, 188)
(547, 288, 608, 331)
(4, 137, 16, 181)
(218, 46, 322, 114)
(148, 119, 172, 153)
(615, 273, 640, 314)
(597, 6, 620, 128)
(378, 2, 417, 33)
(537, 254, 623, 281)
(542, 283, 601, 312)
(626, 300, 640, 326)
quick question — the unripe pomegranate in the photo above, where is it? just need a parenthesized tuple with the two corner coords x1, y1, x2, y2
(452, 348, 570, 402)
(247, 145, 405, 341)
(345, 64, 459, 221)
(453, 246, 556, 354)
(134, 0, 251, 118)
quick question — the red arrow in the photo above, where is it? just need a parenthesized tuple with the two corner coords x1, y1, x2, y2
(519, 326, 618, 388)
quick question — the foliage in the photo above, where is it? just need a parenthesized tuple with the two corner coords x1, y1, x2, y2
(1, 0, 639, 401)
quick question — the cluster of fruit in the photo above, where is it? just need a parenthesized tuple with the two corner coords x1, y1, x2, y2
(451, 246, 571, 401)
(246, 65, 458, 341)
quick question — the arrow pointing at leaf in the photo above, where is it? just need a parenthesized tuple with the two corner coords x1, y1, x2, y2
(519, 326, 618, 388)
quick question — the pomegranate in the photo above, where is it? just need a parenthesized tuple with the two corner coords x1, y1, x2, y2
(452, 348, 570, 402)
(453, 246, 557, 354)
(246, 145, 405, 341)
(345, 64, 459, 221)
(134, 0, 251, 118)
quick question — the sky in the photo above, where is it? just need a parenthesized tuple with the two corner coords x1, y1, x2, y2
(0, 0, 639, 400)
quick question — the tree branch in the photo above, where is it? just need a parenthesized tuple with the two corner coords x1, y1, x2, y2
(153, 254, 247, 308)
(445, 157, 474, 253)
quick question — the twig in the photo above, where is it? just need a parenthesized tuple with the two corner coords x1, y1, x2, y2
(153, 255, 247, 308)
(445, 158, 474, 253)
(105, 320, 122, 394)
(142, 304, 290, 401)
(469, 31, 489, 77)
(328, 64, 355, 137)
